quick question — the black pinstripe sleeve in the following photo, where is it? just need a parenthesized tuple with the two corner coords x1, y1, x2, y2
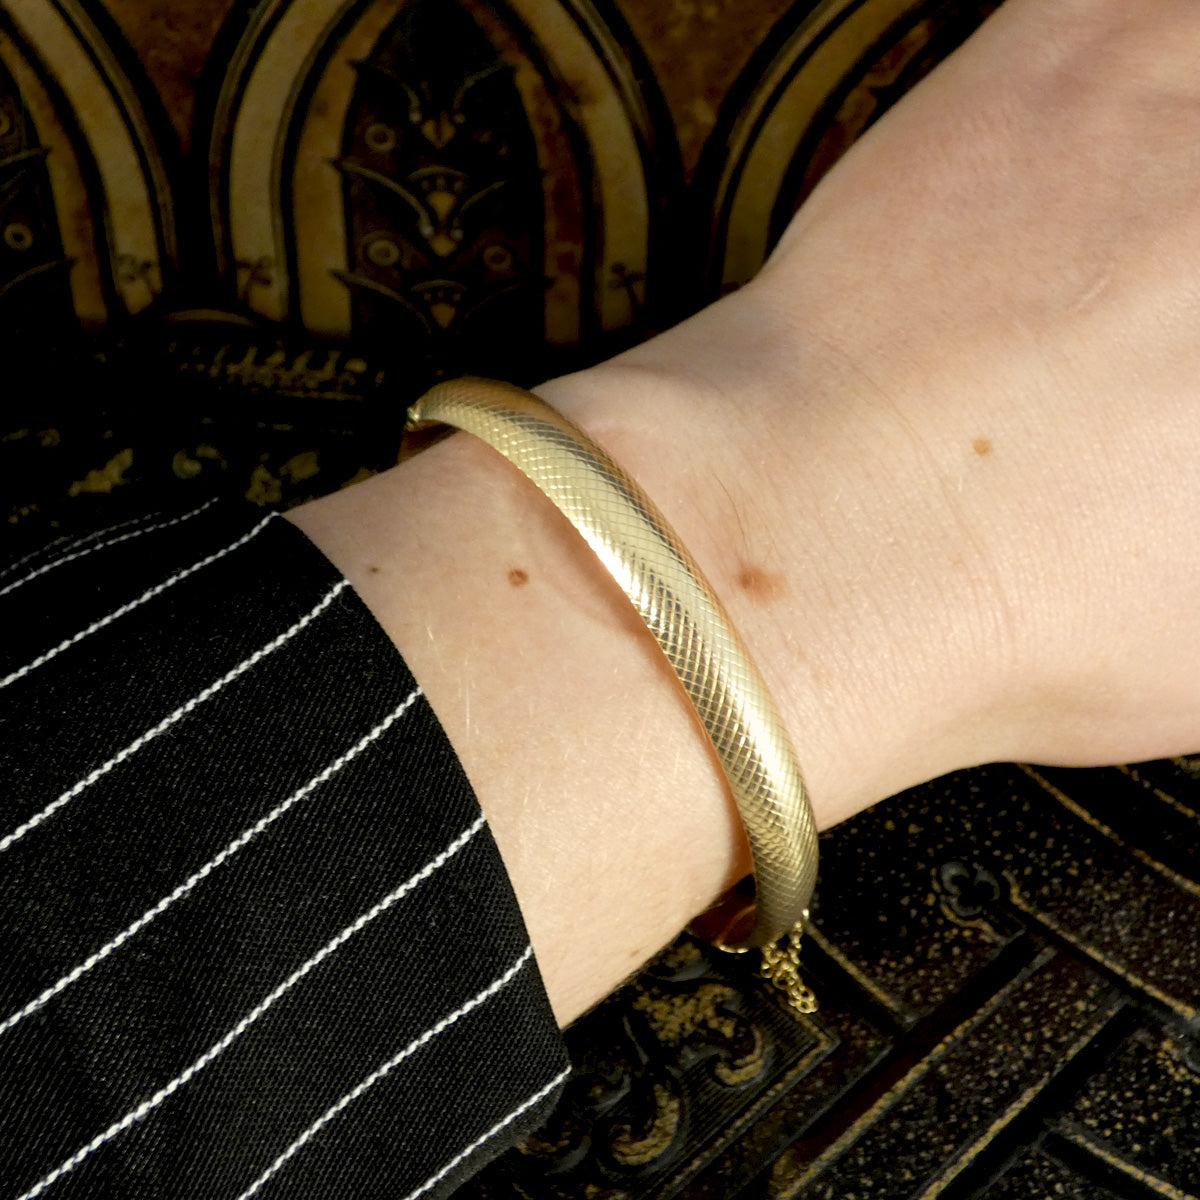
(0, 499, 569, 1200)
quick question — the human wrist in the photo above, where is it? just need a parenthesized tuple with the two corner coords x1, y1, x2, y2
(534, 322, 1008, 830)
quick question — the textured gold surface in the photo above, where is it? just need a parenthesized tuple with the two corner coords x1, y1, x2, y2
(408, 376, 819, 948)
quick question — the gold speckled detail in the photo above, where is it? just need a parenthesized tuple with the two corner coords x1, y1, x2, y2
(609, 1082, 682, 1166)
(1158, 1035, 1200, 1087)
(768, 949, 1117, 1198)
(805, 922, 909, 1019)
(67, 447, 133, 496)
(632, 981, 767, 1085)
(632, 981, 741, 1044)
(1121, 765, 1200, 829)
(1021, 765, 1200, 901)
(1058, 1127, 1200, 1200)
(1004, 880, 1199, 1023)
(913, 1016, 1127, 1200)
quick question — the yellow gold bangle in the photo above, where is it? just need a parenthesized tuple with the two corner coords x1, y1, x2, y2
(407, 377, 819, 961)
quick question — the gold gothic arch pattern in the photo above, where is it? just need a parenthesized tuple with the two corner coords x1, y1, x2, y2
(696, 0, 998, 291)
(206, 0, 671, 382)
(0, 0, 173, 328)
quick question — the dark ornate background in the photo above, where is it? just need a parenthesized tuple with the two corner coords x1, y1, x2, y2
(1, 1, 1196, 1196)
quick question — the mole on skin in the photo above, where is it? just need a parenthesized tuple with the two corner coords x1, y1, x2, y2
(508, 567, 530, 587)
(736, 564, 785, 605)
(972, 437, 994, 457)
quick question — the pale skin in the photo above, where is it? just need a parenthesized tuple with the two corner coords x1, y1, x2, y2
(290, 0, 1200, 1025)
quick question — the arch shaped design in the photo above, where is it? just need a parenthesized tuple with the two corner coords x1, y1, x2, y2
(208, 0, 666, 377)
(700, 0, 995, 293)
(0, 0, 173, 325)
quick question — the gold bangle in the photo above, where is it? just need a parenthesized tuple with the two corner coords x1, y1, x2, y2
(406, 377, 819, 958)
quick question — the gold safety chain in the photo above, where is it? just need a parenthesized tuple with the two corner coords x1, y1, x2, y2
(759, 926, 817, 1015)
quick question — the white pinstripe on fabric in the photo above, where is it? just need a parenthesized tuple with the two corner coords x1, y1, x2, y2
(232, 945, 542, 1200)
(399, 1066, 572, 1200)
(0, 685, 423, 1040)
(11, 807, 484, 1200)
(0, 580, 349, 857)
(0, 509, 169, 583)
(0, 514, 276, 691)
(0, 499, 218, 598)
(0, 533, 74, 583)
